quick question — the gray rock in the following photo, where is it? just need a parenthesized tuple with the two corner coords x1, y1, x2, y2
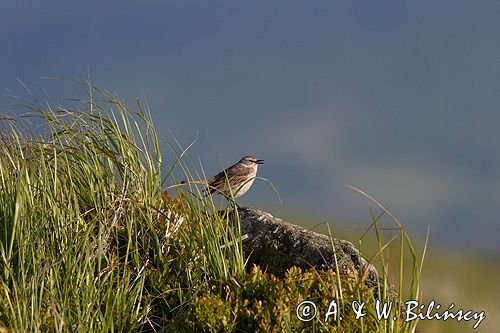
(238, 207, 379, 287)
(237, 208, 421, 330)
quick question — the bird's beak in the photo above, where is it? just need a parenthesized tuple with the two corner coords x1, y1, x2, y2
(256, 159, 264, 164)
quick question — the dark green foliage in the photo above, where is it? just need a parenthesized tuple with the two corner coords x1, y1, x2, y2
(163, 265, 400, 333)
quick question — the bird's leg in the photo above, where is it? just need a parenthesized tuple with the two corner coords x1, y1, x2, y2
(219, 192, 241, 210)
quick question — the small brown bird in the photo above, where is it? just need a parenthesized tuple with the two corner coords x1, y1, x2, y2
(181, 156, 264, 198)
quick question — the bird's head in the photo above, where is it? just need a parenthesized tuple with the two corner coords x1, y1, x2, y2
(240, 155, 264, 166)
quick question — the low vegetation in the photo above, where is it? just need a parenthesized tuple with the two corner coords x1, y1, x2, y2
(0, 82, 423, 332)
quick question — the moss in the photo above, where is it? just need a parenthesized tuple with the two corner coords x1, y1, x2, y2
(161, 265, 393, 332)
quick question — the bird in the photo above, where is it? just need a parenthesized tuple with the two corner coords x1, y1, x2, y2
(181, 155, 264, 198)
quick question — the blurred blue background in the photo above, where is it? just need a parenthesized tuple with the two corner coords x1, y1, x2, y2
(2, 1, 500, 255)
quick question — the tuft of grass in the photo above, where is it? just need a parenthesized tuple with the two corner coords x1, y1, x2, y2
(348, 186, 427, 333)
(0, 81, 165, 332)
(0, 80, 423, 332)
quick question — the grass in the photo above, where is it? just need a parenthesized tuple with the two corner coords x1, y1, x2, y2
(0, 81, 423, 332)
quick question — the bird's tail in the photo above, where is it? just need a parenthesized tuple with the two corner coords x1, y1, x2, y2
(180, 179, 208, 185)
(164, 179, 207, 191)
(181, 179, 212, 197)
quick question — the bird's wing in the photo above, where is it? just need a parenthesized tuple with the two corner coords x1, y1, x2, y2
(206, 167, 232, 194)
